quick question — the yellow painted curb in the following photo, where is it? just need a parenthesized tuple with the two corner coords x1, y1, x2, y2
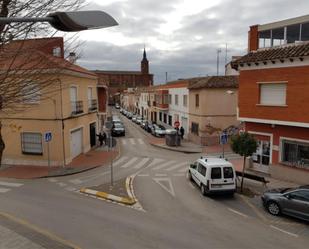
(0, 211, 81, 249)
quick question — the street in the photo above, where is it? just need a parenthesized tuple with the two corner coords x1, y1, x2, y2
(0, 110, 308, 249)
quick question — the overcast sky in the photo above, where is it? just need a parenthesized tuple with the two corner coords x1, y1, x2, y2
(75, 0, 309, 84)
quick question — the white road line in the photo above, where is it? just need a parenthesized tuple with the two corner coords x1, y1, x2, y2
(173, 173, 185, 177)
(152, 160, 177, 170)
(188, 182, 195, 189)
(130, 138, 136, 145)
(155, 173, 167, 177)
(121, 157, 139, 168)
(48, 178, 58, 183)
(270, 225, 299, 238)
(57, 182, 67, 187)
(165, 162, 189, 171)
(137, 174, 149, 177)
(148, 158, 165, 168)
(122, 140, 127, 145)
(228, 208, 248, 218)
(178, 165, 190, 173)
(0, 187, 10, 193)
(137, 138, 144, 145)
(65, 187, 77, 192)
(113, 156, 129, 167)
(133, 158, 150, 169)
(0, 181, 23, 187)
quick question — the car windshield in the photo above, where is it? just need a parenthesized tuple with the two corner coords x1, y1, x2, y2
(114, 123, 124, 128)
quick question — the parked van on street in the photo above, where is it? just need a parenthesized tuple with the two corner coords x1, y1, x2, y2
(188, 157, 236, 195)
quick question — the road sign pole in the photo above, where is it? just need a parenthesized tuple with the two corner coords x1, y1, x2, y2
(109, 131, 113, 186)
(47, 141, 50, 171)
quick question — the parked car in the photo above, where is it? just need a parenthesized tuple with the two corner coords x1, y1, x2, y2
(115, 103, 120, 109)
(131, 115, 137, 122)
(151, 124, 166, 137)
(145, 121, 154, 132)
(140, 120, 147, 129)
(127, 112, 133, 119)
(188, 157, 237, 195)
(136, 116, 143, 125)
(111, 122, 125, 136)
(261, 185, 309, 221)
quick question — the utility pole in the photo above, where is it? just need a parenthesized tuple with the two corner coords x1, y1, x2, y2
(217, 48, 222, 76)
(225, 43, 228, 66)
(165, 72, 168, 83)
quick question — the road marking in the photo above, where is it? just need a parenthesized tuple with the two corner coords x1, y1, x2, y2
(137, 174, 149, 177)
(130, 138, 136, 145)
(148, 158, 165, 168)
(188, 182, 195, 189)
(270, 225, 299, 238)
(113, 156, 129, 167)
(65, 187, 77, 192)
(173, 173, 185, 177)
(0, 187, 10, 193)
(69, 171, 110, 185)
(238, 195, 268, 223)
(48, 178, 58, 183)
(165, 162, 189, 171)
(69, 179, 83, 184)
(121, 157, 139, 168)
(57, 182, 67, 187)
(228, 208, 248, 218)
(0, 181, 23, 187)
(153, 177, 175, 197)
(133, 158, 150, 169)
(122, 139, 127, 145)
(178, 166, 189, 173)
(137, 138, 144, 144)
(155, 173, 167, 177)
(152, 160, 176, 170)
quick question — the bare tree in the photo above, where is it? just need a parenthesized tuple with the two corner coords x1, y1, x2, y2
(0, 0, 85, 167)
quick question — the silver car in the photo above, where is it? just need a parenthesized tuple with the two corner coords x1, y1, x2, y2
(261, 185, 309, 221)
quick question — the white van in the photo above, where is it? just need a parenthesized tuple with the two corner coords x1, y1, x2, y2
(188, 157, 236, 195)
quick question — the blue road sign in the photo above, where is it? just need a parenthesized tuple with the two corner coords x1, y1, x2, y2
(45, 132, 52, 142)
(220, 133, 228, 145)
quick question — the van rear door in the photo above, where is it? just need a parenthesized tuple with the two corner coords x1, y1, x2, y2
(210, 166, 235, 191)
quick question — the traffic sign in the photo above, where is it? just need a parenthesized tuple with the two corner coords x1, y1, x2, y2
(45, 132, 52, 142)
(174, 121, 180, 128)
(220, 133, 228, 145)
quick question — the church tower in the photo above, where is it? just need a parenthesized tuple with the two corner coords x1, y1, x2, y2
(141, 47, 149, 75)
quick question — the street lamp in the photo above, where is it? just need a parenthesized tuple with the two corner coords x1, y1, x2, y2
(216, 48, 222, 76)
(0, 10, 118, 32)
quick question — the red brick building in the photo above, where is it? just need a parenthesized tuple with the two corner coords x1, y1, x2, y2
(93, 49, 153, 107)
(232, 15, 309, 183)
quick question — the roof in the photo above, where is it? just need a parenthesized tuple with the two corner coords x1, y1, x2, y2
(198, 157, 233, 167)
(231, 42, 309, 68)
(0, 38, 96, 77)
(188, 76, 238, 89)
(92, 70, 142, 75)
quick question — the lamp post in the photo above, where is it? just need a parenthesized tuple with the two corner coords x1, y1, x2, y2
(216, 48, 222, 76)
(0, 10, 118, 32)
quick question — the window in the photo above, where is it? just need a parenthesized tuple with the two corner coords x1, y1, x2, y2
(301, 23, 309, 41)
(198, 163, 206, 177)
(175, 95, 178, 105)
(183, 95, 187, 107)
(159, 112, 162, 121)
(211, 167, 222, 179)
(21, 132, 43, 155)
(191, 122, 199, 135)
(259, 83, 286, 106)
(22, 82, 41, 104)
(286, 24, 301, 44)
(272, 27, 285, 46)
(282, 139, 309, 168)
(168, 94, 172, 104)
(195, 94, 199, 107)
(259, 30, 271, 48)
(168, 115, 172, 126)
(53, 47, 61, 57)
(289, 190, 309, 202)
(164, 113, 167, 123)
(223, 167, 234, 179)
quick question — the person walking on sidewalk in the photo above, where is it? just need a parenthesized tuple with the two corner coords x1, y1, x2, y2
(180, 126, 184, 139)
(97, 132, 106, 146)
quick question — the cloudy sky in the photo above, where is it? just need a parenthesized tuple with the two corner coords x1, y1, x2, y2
(75, 0, 309, 84)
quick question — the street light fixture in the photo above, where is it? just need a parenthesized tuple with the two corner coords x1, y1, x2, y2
(0, 10, 118, 32)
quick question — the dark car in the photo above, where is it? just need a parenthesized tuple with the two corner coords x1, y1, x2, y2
(144, 121, 153, 132)
(261, 185, 309, 221)
(111, 122, 125, 136)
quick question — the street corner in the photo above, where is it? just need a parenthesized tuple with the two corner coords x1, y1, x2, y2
(79, 176, 137, 206)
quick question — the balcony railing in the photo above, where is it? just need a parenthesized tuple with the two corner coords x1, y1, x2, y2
(88, 99, 98, 112)
(71, 101, 83, 115)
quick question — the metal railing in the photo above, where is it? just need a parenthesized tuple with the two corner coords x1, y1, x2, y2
(88, 99, 98, 112)
(71, 100, 83, 115)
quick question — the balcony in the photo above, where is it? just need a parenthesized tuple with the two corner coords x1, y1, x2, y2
(71, 101, 83, 115)
(88, 99, 98, 112)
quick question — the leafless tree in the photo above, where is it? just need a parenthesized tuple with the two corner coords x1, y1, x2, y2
(0, 0, 85, 166)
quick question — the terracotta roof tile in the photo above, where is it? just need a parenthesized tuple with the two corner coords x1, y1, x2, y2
(188, 76, 238, 89)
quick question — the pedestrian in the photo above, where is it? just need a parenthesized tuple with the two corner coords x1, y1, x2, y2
(97, 132, 106, 146)
(180, 126, 184, 139)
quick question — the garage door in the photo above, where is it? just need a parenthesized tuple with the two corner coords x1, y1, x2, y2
(71, 128, 83, 159)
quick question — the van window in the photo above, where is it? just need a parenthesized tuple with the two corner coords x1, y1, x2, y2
(211, 167, 222, 179)
(223, 167, 234, 178)
(197, 163, 206, 177)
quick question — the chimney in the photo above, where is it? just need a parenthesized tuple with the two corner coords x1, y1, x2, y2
(248, 25, 259, 52)
(68, 52, 76, 63)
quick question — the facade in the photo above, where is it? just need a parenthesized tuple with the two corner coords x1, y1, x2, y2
(93, 49, 153, 106)
(0, 38, 98, 167)
(232, 15, 309, 183)
(188, 76, 239, 145)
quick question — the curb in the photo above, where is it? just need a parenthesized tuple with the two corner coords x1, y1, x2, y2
(80, 187, 136, 205)
(150, 142, 202, 153)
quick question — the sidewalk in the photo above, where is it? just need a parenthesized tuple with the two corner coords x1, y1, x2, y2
(0, 146, 119, 179)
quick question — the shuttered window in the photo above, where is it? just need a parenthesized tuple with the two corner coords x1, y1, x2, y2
(259, 83, 286, 105)
(21, 132, 43, 155)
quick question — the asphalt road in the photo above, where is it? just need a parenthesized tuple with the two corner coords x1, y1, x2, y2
(0, 109, 308, 249)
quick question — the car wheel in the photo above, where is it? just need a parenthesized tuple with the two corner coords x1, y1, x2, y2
(200, 184, 207, 196)
(267, 201, 281, 216)
(187, 171, 193, 181)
